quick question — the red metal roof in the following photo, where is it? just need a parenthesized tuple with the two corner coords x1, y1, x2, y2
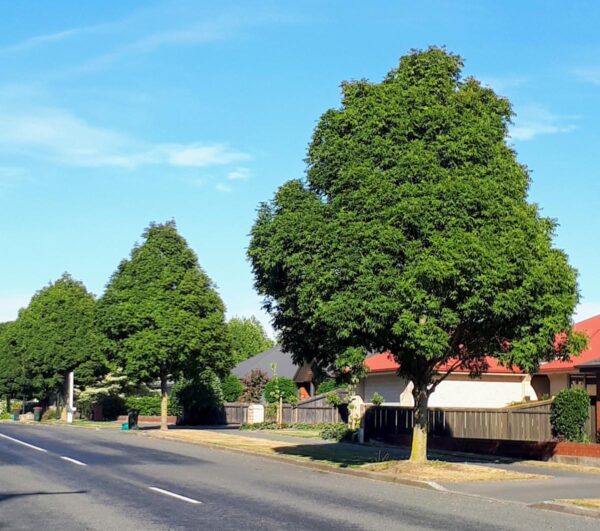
(539, 314, 600, 373)
(365, 352, 523, 374)
(365, 313, 600, 375)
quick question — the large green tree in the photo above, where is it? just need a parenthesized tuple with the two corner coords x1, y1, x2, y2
(228, 316, 274, 364)
(16, 273, 107, 405)
(248, 48, 586, 462)
(96, 221, 231, 430)
(0, 321, 29, 410)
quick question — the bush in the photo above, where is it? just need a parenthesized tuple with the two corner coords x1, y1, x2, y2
(171, 369, 223, 423)
(124, 395, 178, 416)
(0, 411, 11, 420)
(41, 408, 59, 421)
(316, 379, 337, 395)
(222, 374, 244, 402)
(240, 369, 269, 403)
(240, 421, 288, 431)
(326, 391, 343, 406)
(551, 387, 590, 442)
(99, 395, 126, 420)
(320, 422, 354, 442)
(370, 392, 385, 406)
(264, 376, 297, 404)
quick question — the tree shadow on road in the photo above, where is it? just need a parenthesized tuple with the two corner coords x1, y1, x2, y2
(0, 490, 87, 503)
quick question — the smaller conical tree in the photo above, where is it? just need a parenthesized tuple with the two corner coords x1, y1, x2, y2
(97, 221, 230, 430)
(16, 273, 106, 405)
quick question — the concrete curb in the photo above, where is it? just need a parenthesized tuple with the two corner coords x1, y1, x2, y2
(529, 501, 600, 519)
(141, 431, 447, 492)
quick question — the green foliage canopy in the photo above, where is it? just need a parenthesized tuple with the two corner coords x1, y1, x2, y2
(249, 47, 585, 390)
(228, 316, 274, 364)
(15, 273, 106, 399)
(222, 374, 244, 402)
(96, 221, 231, 387)
(264, 376, 297, 404)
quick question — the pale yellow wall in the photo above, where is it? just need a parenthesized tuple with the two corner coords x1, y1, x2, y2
(548, 373, 569, 396)
(361, 372, 534, 408)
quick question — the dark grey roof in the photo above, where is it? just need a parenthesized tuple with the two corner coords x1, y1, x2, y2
(232, 345, 299, 379)
(576, 356, 600, 371)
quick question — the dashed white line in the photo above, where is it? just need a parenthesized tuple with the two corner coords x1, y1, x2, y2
(148, 487, 202, 504)
(0, 433, 48, 452)
(60, 456, 86, 466)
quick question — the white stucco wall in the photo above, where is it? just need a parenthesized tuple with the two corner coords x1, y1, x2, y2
(361, 372, 537, 409)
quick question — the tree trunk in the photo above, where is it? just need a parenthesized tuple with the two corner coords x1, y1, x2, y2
(160, 376, 168, 431)
(410, 385, 429, 463)
(6, 396, 10, 412)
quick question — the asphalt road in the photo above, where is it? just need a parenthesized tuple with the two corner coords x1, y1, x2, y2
(0, 423, 598, 530)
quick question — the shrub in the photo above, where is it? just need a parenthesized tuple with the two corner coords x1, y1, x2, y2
(124, 395, 178, 416)
(264, 376, 297, 404)
(326, 391, 343, 406)
(240, 369, 269, 403)
(171, 369, 224, 423)
(222, 374, 244, 402)
(239, 421, 288, 431)
(316, 379, 337, 395)
(41, 408, 59, 421)
(99, 395, 126, 420)
(320, 422, 353, 441)
(551, 387, 590, 442)
(0, 411, 11, 420)
(370, 392, 385, 406)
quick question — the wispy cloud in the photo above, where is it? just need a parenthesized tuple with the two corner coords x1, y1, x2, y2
(573, 67, 600, 86)
(226, 167, 251, 180)
(509, 105, 576, 141)
(0, 106, 250, 170)
(0, 24, 110, 54)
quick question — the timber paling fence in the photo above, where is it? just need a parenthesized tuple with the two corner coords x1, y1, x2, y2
(363, 400, 598, 442)
(220, 392, 347, 425)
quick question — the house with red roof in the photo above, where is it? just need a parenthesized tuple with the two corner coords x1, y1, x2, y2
(357, 314, 600, 409)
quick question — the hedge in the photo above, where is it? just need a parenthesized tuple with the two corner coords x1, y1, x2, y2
(550, 387, 590, 442)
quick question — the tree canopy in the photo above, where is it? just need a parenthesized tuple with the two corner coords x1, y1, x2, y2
(96, 221, 231, 429)
(228, 315, 274, 364)
(0, 321, 28, 406)
(15, 273, 106, 402)
(248, 47, 585, 462)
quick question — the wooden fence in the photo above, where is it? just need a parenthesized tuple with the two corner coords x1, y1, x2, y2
(364, 400, 598, 443)
(218, 392, 347, 425)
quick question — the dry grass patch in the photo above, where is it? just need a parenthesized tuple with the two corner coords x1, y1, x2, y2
(145, 430, 548, 483)
(556, 498, 600, 510)
(362, 460, 548, 483)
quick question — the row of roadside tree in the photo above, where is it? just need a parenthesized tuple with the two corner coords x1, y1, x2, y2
(0, 221, 273, 430)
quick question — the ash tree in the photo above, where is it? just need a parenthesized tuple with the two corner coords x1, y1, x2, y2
(248, 48, 586, 462)
(96, 221, 231, 430)
(15, 274, 107, 406)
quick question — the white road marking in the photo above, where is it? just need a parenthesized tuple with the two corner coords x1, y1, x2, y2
(60, 456, 86, 466)
(148, 487, 202, 504)
(0, 433, 48, 452)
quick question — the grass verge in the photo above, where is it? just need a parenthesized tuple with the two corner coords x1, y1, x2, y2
(556, 499, 600, 510)
(145, 429, 547, 483)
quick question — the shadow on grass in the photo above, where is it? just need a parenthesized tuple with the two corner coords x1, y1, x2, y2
(272, 442, 401, 468)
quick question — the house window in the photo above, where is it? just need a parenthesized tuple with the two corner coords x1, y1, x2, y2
(569, 374, 596, 396)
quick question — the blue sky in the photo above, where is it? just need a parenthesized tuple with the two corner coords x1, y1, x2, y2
(1, 1, 599, 334)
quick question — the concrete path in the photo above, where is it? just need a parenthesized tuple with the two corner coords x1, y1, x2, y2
(1, 423, 598, 529)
